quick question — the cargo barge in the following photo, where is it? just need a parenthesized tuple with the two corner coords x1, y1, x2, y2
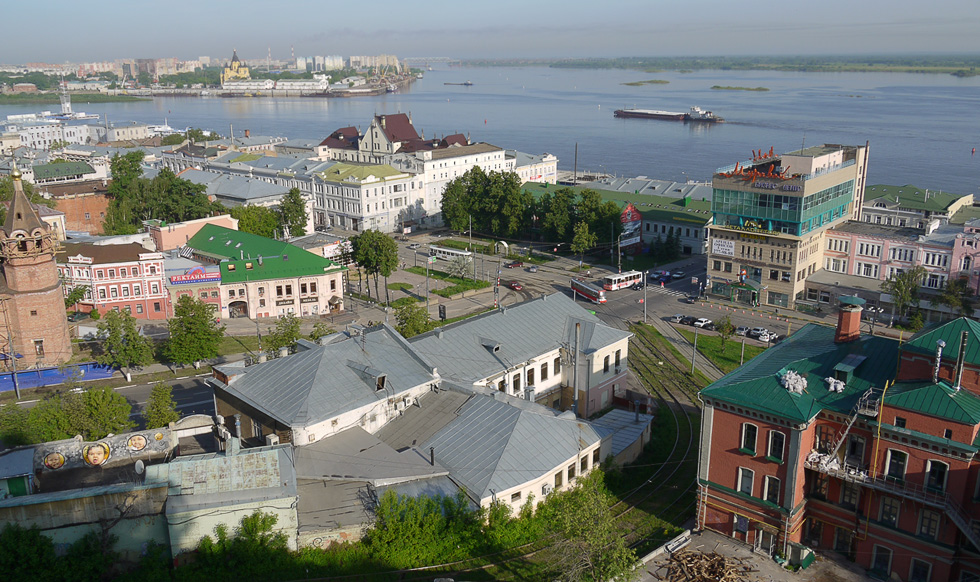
(614, 105, 723, 123)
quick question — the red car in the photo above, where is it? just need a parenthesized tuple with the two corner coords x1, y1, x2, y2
(505, 261, 523, 268)
(509, 281, 523, 291)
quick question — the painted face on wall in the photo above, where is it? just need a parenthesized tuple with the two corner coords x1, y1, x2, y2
(44, 452, 65, 470)
(128, 434, 147, 451)
(84, 443, 109, 466)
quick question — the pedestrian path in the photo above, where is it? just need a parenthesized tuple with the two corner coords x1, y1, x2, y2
(645, 316, 725, 383)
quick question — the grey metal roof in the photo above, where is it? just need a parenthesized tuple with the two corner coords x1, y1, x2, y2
(0, 447, 35, 479)
(178, 168, 289, 203)
(213, 324, 436, 429)
(580, 176, 714, 202)
(296, 479, 374, 531)
(409, 293, 631, 385)
(293, 426, 447, 486)
(589, 409, 654, 458)
(375, 389, 472, 451)
(420, 393, 603, 501)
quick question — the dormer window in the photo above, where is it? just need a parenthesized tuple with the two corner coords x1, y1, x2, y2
(376, 374, 387, 391)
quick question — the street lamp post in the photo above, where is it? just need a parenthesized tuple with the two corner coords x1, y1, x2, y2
(691, 326, 699, 374)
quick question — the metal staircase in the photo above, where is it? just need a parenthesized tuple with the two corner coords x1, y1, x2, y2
(819, 388, 881, 470)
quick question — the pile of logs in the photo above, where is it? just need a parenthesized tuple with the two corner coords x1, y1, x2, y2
(655, 550, 758, 581)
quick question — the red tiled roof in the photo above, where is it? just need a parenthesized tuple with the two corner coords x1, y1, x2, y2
(319, 127, 359, 149)
(440, 134, 468, 148)
(377, 113, 419, 143)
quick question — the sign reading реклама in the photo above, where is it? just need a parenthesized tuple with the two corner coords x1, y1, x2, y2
(711, 238, 735, 257)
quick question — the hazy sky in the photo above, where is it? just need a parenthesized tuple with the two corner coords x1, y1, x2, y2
(6, 0, 979, 64)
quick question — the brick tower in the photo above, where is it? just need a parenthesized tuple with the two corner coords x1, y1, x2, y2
(0, 165, 71, 371)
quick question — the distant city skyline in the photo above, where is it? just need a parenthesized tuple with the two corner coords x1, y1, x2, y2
(4, 0, 978, 65)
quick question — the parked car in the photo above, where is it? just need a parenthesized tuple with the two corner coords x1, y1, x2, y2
(735, 326, 749, 336)
(680, 316, 697, 326)
(671, 271, 686, 280)
(703, 322, 716, 331)
(693, 318, 713, 328)
(527, 265, 538, 273)
(670, 314, 685, 323)
(67, 311, 89, 322)
(408, 243, 421, 250)
(509, 281, 523, 291)
(748, 327, 770, 338)
(685, 296, 697, 304)
(505, 261, 523, 268)
(631, 282, 644, 291)
(758, 332, 772, 342)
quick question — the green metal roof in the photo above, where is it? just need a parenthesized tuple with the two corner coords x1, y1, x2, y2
(700, 324, 900, 423)
(885, 380, 980, 425)
(319, 163, 405, 183)
(865, 184, 965, 213)
(32, 161, 94, 180)
(902, 317, 980, 365)
(185, 224, 344, 283)
(521, 183, 712, 226)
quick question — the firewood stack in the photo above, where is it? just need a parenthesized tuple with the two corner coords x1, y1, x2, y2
(656, 550, 758, 581)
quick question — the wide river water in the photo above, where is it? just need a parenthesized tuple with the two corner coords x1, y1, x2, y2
(3, 66, 979, 194)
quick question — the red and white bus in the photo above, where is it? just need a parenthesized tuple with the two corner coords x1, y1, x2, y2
(571, 278, 607, 304)
(602, 270, 643, 291)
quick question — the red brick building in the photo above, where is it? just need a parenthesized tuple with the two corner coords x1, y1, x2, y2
(698, 298, 980, 581)
(0, 167, 72, 368)
(57, 243, 168, 319)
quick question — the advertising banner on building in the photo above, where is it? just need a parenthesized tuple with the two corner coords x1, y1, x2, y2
(620, 203, 642, 250)
(711, 238, 735, 257)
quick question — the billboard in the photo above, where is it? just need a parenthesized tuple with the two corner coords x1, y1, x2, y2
(711, 238, 735, 257)
(620, 203, 643, 250)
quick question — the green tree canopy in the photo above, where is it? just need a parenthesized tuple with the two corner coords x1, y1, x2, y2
(394, 302, 432, 338)
(277, 187, 308, 237)
(143, 382, 180, 429)
(83, 385, 135, 439)
(937, 277, 976, 319)
(165, 296, 226, 365)
(230, 205, 280, 239)
(64, 285, 89, 310)
(440, 167, 531, 238)
(265, 313, 301, 354)
(571, 221, 598, 265)
(352, 230, 399, 302)
(880, 266, 927, 318)
(96, 310, 153, 373)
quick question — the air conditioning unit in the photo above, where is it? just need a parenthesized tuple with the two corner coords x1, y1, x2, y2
(265, 434, 280, 446)
(542, 484, 553, 496)
(615, 366, 622, 374)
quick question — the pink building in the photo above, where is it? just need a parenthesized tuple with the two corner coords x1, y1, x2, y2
(146, 215, 239, 252)
(58, 243, 169, 320)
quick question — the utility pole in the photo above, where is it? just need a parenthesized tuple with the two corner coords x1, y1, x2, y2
(643, 280, 647, 323)
(469, 215, 475, 280)
(740, 335, 746, 366)
(691, 326, 699, 374)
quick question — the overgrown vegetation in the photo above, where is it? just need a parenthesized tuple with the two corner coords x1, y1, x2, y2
(676, 329, 766, 374)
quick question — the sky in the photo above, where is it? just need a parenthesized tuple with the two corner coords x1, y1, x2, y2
(5, 0, 979, 64)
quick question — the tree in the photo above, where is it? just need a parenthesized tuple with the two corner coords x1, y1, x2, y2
(937, 277, 976, 319)
(64, 285, 89, 310)
(159, 133, 185, 146)
(0, 523, 58, 582)
(96, 310, 153, 379)
(395, 302, 432, 338)
(880, 266, 927, 319)
(230, 205, 280, 239)
(716, 315, 735, 349)
(0, 404, 30, 447)
(277, 187, 308, 237)
(143, 382, 179, 429)
(48, 139, 70, 151)
(352, 230, 398, 303)
(570, 221, 597, 267)
(165, 296, 225, 366)
(540, 188, 576, 242)
(265, 313, 301, 354)
(445, 255, 470, 280)
(309, 321, 333, 342)
(83, 385, 134, 440)
(540, 471, 638, 582)
(187, 128, 220, 142)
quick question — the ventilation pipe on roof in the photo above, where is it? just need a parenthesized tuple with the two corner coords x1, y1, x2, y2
(933, 339, 946, 384)
(955, 331, 968, 391)
(430, 446, 435, 466)
(572, 323, 580, 417)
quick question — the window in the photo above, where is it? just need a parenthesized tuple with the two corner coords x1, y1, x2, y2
(740, 423, 757, 454)
(880, 497, 900, 527)
(769, 269, 779, 280)
(276, 285, 283, 297)
(737, 468, 754, 495)
(555, 471, 563, 489)
(99, 288, 106, 299)
(541, 363, 548, 381)
(200, 292, 207, 299)
(615, 349, 621, 367)
(33, 339, 44, 356)
(311, 282, 317, 293)
(110, 287, 118, 298)
(871, 546, 892, 577)
(513, 374, 521, 392)
(136, 305, 143, 314)
(133, 285, 140, 296)
(580, 456, 588, 473)
(151, 283, 159, 294)
(527, 367, 534, 386)
(30, 310, 37, 316)
(259, 299, 265, 307)
(122, 286, 129, 297)
(840, 481, 860, 509)
(228, 290, 235, 299)
(918, 509, 940, 539)
(926, 460, 948, 493)
(767, 431, 785, 462)
(108, 269, 115, 278)
(834, 527, 852, 554)
(153, 302, 161, 312)
(554, 357, 561, 375)
(301, 283, 308, 294)
(945, 429, 953, 439)
(894, 416, 906, 429)
(886, 450, 907, 480)
(764, 475, 780, 505)
(845, 435, 865, 465)
(510, 492, 521, 503)
(120, 268, 127, 277)
(909, 559, 932, 582)
(592, 448, 600, 465)
(811, 473, 829, 501)
(567, 463, 576, 481)
(603, 355, 610, 373)
(286, 284, 293, 296)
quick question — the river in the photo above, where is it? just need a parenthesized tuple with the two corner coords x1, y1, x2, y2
(3, 66, 979, 194)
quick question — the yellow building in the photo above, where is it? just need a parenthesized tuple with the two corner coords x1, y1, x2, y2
(220, 50, 250, 84)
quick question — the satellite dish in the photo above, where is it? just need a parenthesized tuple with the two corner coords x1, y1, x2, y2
(134, 460, 145, 475)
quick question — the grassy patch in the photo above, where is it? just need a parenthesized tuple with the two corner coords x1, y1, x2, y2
(507, 253, 554, 265)
(622, 79, 669, 86)
(711, 85, 769, 91)
(630, 324, 712, 389)
(676, 329, 765, 373)
(433, 279, 490, 297)
(386, 282, 413, 291)
(216, 335, 262, 357)
(391, 296, 421, 308)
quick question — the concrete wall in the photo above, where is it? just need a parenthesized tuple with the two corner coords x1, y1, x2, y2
(167, 496, 298, 557)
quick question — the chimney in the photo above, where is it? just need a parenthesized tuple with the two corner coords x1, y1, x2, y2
(954, 331, 968, 391)
(933, 339, 947, 383)
(244, 129, 250, 138)
(834, 296, 864, 343)
(429, 446, 435, 466)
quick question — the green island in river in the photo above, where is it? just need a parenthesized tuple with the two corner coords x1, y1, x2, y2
(622, 79, 670, 86)
(0, 93, 150, 104)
